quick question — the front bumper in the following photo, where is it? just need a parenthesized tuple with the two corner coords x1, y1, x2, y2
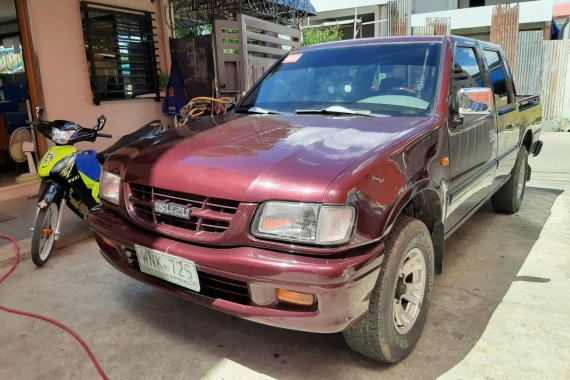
(88, 206, 384, 333)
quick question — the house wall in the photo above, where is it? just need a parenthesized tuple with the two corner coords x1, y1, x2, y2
(310, 0, 389, 13)
(458, 0, 538, 7)
(305, 6, 380, 39)
(412, 0, 456, 14)
(411, 0, 553, 31)
(26, 0, 171, 152)
(483, 0, 537, 6)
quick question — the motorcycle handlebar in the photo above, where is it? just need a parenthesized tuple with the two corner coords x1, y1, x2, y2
(97, 133, 112, 138)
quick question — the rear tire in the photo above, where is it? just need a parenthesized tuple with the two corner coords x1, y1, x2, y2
(343, 216, 435, 363)
(31, 202, 59, 267)
(492, 147, 528, 214)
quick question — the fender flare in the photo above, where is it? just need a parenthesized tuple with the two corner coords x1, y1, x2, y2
(381, 179, 443, 237)
(381, 179, 445, 273)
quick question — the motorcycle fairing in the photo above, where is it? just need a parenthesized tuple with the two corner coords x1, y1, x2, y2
(76, 150, 101, 202)
(76, 150, 101, 181)
(67, 164, 99, 210)
(38, 145, 77, 177)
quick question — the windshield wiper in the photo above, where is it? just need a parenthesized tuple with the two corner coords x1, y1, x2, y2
(295, 106, 386, 118)
(235, 106, 283, 115)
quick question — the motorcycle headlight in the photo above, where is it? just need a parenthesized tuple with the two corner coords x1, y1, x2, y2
(50, 154, 76, 175)
(51, 128, 76, 144)
(99, 170, 121, 205)
(251, 202, 356, 245)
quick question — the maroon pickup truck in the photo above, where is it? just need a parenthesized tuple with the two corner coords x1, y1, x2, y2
(90, 36, 542, 362)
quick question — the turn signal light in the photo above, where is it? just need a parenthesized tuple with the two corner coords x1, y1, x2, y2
(276, 289, 316, 306)
(260, 216, 294, 231)
(101, 236, 115, 247)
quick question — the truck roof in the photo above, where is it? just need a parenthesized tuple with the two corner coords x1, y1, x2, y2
(298, 35, 502, 52)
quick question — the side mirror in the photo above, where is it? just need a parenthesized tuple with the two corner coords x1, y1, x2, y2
(96, 115, 107, 130)
(457, 88, 493, 117)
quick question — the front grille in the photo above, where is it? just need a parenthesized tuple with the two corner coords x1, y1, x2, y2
(128, 183, 239, 237)
(198, 271, 251, 304)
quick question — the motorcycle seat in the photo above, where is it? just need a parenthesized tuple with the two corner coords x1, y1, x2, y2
(97, 120, 163, 164)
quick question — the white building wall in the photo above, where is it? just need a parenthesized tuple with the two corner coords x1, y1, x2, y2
(307, 0, 553, 39)
(483, 0, 537, 5)
(310, 0, 388, 13)
(412, 0, 456, 14)
(304, 4, 382, 39)
(311, 0, 457, 15)
(458, 0, 538, 7)
(411, 0, 553, 30)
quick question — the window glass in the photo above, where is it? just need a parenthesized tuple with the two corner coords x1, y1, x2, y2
(450, 47, 484, 114)
(453, 47, 484, 87)
(483, 49, 511, 103)
(241, 43, 442, 117)
(81, 3, 160, 104)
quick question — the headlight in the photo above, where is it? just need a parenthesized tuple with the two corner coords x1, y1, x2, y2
(252, 202, 356, 245)
(50, 154, 76, 174)
(99, 170, 121, 205)
(51, 128, 75, 144)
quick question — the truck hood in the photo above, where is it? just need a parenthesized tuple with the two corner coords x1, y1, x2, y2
(120, 114, 426, 203)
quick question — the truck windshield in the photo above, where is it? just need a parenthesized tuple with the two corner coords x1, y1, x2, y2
(239, 42, 442, 117)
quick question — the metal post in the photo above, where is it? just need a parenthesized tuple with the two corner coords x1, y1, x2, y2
(353, 8, 358, 39)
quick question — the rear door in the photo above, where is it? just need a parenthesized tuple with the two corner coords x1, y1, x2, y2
(445, 44, 498, 231)
(480, 48, 519, 186)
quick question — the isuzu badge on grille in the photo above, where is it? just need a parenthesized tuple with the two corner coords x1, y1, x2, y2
(154, 201, 192, 220)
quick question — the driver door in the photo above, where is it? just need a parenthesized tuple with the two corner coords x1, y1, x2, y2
(446, 45, 498, 231)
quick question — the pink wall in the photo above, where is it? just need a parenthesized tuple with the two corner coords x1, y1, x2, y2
(27, 0, 172, 152)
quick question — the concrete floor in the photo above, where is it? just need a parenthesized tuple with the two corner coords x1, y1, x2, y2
(0, 196, 88, 248)
(1, 133, 569, 379)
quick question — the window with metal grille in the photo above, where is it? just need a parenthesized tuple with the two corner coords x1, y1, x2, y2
(80, 2, 160, 105)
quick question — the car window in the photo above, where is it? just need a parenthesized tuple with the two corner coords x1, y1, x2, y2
(450, 46, 485, 114)
(482, 49, 512, 105)
(454, 47, 484, 87)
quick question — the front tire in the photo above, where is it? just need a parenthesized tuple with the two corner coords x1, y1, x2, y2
(31, 202, 59, 267)
(343, 216, 435, 363)
(491, 147, 528, 214)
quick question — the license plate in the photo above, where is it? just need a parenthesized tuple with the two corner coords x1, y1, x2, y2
(135, 245, 200, 292)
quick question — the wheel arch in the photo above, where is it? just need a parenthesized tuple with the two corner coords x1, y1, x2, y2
(382, 181, 445, 273)
(522, 128, 533, 153)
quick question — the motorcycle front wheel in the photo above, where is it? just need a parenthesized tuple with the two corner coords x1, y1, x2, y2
(31, 202, 59, 267)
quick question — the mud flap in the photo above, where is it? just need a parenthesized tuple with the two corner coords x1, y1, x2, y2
(531, 140, 543, 156)
(526, 163, 532, 181)
(433, 221, 444, 274)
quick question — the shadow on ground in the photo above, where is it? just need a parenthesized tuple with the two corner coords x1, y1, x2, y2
(0, 187, 562, 380)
